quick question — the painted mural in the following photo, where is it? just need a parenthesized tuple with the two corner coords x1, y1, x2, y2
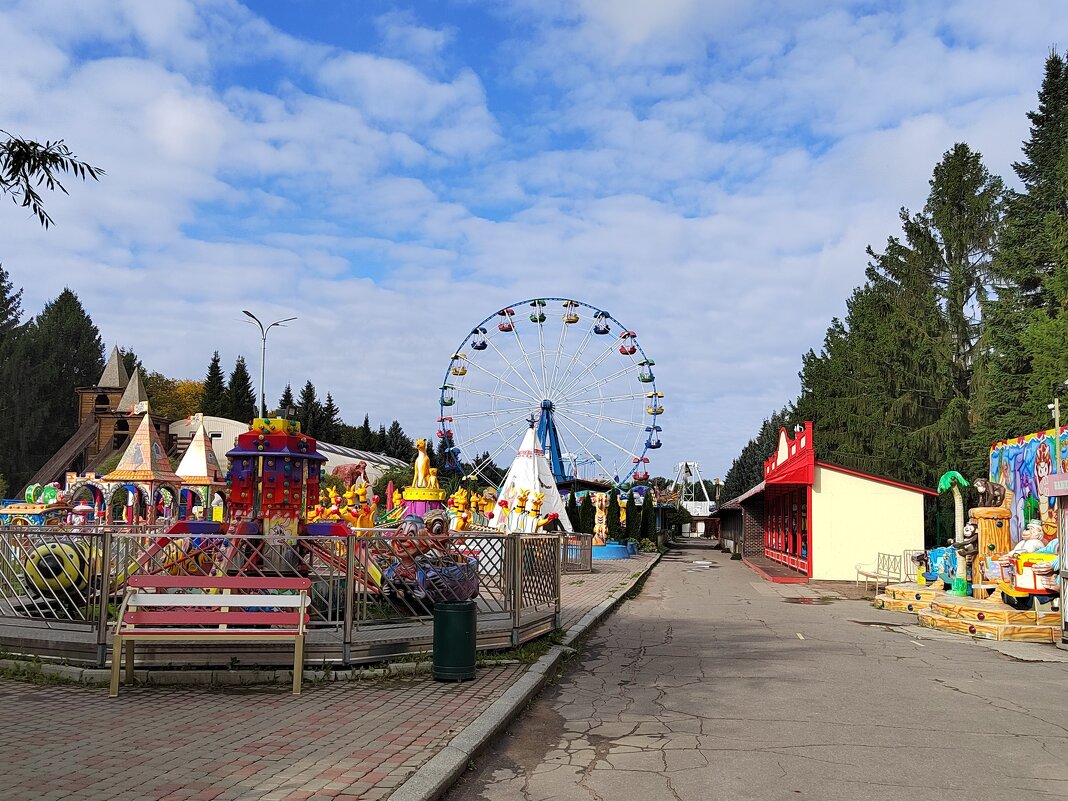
(988, 427, 1068, 544)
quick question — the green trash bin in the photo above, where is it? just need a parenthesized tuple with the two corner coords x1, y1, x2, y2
(432, 600, 477, 681)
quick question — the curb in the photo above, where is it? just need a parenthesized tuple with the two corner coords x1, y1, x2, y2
(389, 551, 663, 801)
(741, 557, 808, 584)
(0, 657, 522, 688)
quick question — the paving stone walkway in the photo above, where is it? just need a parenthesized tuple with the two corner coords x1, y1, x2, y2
(0, 555, 655, 801)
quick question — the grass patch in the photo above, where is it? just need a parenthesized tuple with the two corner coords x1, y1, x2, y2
(0, 658, 80, 687)
(481, 629, 565, 665)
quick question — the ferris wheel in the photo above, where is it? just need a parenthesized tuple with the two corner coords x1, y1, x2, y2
(437, 298, 664, 488)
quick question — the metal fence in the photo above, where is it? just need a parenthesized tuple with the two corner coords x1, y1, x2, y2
(0, 525, 563, 665)
(561, 534, 593, 573)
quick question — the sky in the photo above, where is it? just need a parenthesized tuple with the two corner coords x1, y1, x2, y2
(1, 0, 1066, 483)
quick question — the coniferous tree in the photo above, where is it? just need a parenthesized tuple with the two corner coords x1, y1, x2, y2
(277, 383, 295, 415)
(374, 424, 388, 454)
(566, 491, 580, 530)
(320, 393, 341, 442)
(625, 492, 638, 540)
(385, 420, 414, 462)
(200, 351, 226, 417)
(579, 492, 595, 534)
(17, 289, 104, 481)
(974, 52, 1068, 451)
(607, 492, 621, 541)
(224, 357, 257, 423)
(0, 266, 23, 352)
(639, 493, 655, 540)
(353, 414, 372, 450)
(0, 266, 24, 486)
(295, 380, 320, 436)
(119, 347, 141, 378)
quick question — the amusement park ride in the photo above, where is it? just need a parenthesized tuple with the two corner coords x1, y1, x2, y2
(441, 298, 665, 490)
(671, 461, 713, 517)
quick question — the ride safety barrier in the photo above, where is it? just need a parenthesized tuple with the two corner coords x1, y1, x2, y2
(0, 525, 563, 667)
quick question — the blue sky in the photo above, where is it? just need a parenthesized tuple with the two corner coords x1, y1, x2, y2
(2, 0, 1067, 483)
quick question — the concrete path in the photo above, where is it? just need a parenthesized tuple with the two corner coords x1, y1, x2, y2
(447, 542, 1068, 801)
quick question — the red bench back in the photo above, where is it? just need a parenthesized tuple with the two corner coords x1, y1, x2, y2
(127, 575, 312, 591)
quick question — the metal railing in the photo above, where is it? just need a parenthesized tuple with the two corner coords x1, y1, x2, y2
(561, 534, 593, 573)
(0, 525, 563, 665)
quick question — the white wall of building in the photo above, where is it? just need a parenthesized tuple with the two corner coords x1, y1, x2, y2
(810, 466, 925, 581)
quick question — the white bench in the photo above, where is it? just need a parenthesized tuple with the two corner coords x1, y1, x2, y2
(855, 552, 902, 594)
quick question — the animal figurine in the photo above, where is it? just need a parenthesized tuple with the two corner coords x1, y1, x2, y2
(514, 489, 530, 515)
(332, 460, 369, 487)
(427, 467, 440, 489)
(413, 439, 431, 488)
(973, 478, 1007, 509)
(592, 493, 608, 546)
(528, 492, 544, 518)
(355, 482, 368, 505)
(392, 489, 403, 510)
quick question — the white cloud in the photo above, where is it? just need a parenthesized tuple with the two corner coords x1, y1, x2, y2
(2, 0, 1066, 484)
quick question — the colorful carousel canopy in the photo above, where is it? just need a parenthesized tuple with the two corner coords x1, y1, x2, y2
(103, 413, 183, 486)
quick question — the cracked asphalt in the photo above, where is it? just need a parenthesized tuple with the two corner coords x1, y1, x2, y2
(446, 541, 1068, 801)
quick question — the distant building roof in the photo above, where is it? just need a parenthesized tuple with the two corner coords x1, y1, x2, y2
(98, 346, 130, 389)
(115, 369, 148, 414)
(317, 441, 407, 469)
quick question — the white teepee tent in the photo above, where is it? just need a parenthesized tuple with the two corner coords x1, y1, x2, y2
(492, 425, 573, 533)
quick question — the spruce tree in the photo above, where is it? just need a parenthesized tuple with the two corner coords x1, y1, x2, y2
(0, 265, 23, 352)
(639, 494, 655, 540)
(625, 492, 638, 540)
(607, 492, 621, 541)
(976, 52, 1068, 446)
(354, 414, 372, 450)
(320, 393, 341, 442)
(120, 347, 141, 378)
(0, 266, 24, 486)
(385, 420, 414, 461)
(21, 289, 104, 479)
(579, 492, 595, 534)
(374, 424, 388, 453)
(277, 383, 295, 415)
(566, 491, 580, 530)
(224, 356, 257, 423)
(200, 351, 226, 417)
(295, 380, 320, 436)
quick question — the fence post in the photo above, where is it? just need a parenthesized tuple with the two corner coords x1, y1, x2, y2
(94, 528, 114, 668)
(343, 532, 355, 664)
(555, 534, 562, 630)
(510, 533, 522, 647)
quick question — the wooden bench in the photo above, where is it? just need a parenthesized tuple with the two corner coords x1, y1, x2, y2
(110, 574, 311, 697)
(855, 552, 902, 594)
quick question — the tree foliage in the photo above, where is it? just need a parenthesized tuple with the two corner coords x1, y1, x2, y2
(1, 131, 104, 229)
(200, 351, 226, 417)
(721, 54, 1068, 547)
(224, 357, 257, 423)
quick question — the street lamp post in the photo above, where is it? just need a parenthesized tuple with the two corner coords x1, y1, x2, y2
(242, 310, 297, 419)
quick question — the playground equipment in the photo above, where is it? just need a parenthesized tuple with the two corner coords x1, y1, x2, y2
(441, 298, 663, 489)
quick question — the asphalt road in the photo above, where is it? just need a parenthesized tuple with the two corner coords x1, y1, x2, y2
(447, 541, 1068, 801)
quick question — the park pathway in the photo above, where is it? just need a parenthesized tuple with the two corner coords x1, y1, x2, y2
(447, 541, 1068, 801)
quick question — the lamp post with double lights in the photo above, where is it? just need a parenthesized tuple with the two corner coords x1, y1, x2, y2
(242, 310, 297, 419)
